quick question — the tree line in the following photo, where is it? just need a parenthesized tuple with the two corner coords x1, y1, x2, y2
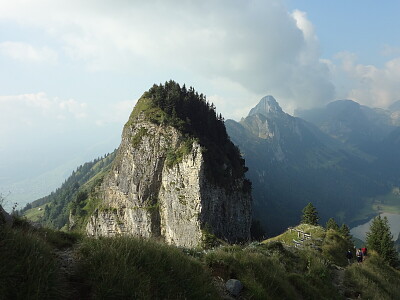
(19, 151, 116, 229)
(145, 80, 250, 191)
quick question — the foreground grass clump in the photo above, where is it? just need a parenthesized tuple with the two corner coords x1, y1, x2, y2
(76, 236, 219, 299)
(0, 225, 66, 299)
(345, 252, 400, 299)
(204, 242, 340, 300)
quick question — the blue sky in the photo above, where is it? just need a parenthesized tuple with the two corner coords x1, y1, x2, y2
(288, 0, 400, 67)
(1, 0, 400, 208)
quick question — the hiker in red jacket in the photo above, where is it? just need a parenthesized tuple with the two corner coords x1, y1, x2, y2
(361, 247, 367, 260)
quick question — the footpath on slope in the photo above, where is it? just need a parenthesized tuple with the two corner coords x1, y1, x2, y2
(54, 245, 91, 299)
(331, 264, 361, 300)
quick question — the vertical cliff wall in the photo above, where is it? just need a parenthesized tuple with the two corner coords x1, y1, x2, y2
(85, 83, 252, 248)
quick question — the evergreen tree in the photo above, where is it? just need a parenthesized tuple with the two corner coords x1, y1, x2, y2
(366, 215, 399, 267)
(301, 202, 319, 226)
(326, 218, 339, 231)
(339, 224, 352, 241)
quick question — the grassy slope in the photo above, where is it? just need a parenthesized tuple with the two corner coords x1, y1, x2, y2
(0, 219, 79, 299)
(265, 223, 325, 245)
(23, 204, 46, 222)
(20, 151, 116, 230)
(345, 252, 400, 299)
(77, 237, 218, 299)
(2, 220, 400, 299)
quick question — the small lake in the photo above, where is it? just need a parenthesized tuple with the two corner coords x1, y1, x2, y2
(350, 212, 400, 241)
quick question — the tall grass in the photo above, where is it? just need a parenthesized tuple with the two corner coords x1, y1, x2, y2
(0, 226, 67, 299)
(345, 252, 400, 299)
(204, 242, 341, 300)
(2, 219, 400, 300)
(321, 229, 353, 267)
(76, 236, 219, 299)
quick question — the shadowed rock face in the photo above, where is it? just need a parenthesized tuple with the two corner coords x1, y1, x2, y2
(86, 109, 252, 248)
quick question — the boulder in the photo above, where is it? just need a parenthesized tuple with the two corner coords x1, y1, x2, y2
(225, 279, 243, 297)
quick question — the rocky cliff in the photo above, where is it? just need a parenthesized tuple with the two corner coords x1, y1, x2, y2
(85, 82, 252, 248)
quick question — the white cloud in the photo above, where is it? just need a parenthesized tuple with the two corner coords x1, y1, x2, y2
(0, 41, 58, 64)
(0, 93, 88, 129)
(291, 9, 319, 63)
(4, 1, 398, 115)
(332, 52, 400, 108)
(95, 99, 137, 126)
(0, 92, 136, 145)
(0, 0, 335, 114)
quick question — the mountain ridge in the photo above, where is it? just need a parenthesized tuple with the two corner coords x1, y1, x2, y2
(226, 96, 391, 235)
(22, 91, 400, 239)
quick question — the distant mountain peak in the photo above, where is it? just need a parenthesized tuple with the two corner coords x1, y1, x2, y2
(326, 99, 361, 110)
(248, 95, 283, 117)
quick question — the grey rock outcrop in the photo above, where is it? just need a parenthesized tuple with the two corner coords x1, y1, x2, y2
(86, 106, 252, 248)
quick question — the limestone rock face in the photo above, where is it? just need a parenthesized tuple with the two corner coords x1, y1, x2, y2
(86, 112, 252, 248)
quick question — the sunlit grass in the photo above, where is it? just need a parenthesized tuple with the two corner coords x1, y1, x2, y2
(22, 204, 46, 222)
(263, 224, 325, 246)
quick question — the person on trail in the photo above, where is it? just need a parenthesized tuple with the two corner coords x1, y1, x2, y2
(361, 247, 367, 259)
(356, 248, 363, 263)
(346, 249, 353, 264)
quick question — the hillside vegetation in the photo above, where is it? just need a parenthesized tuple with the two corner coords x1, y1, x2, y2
(131, 80, 250, 190)
(2, 218, 400, 299)
(20, 152, 116, 230)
